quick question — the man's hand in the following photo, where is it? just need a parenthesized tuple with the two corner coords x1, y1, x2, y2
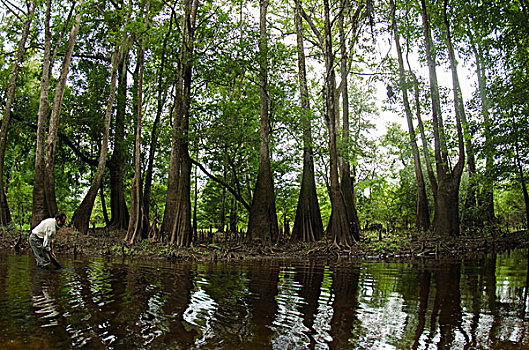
(50, 250, 56, 260)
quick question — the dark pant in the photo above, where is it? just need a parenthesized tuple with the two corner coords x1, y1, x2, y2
(28, 234, 50, 268)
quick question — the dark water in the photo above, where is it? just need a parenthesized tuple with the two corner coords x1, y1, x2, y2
(1, 250, 528, 349)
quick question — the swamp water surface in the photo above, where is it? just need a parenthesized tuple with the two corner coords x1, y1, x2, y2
(1, 249, 528, 349)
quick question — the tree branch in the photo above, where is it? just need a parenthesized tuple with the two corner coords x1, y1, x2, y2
(190, 157, 251, 211)
(12, 114, 98, 166)
(0, 0, 25, 22)
(300, 8, 324, 47)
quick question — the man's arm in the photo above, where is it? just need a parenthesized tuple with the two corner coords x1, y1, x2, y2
(50, 241, 56, 259)
(42, 223, 54, 252)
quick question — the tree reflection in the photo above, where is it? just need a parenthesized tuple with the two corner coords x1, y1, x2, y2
(3, 251, 529, 348)
(412, 270, 431, 350)
(435, 262, 467, 348)
(329, 264, 360, 348)
(186, 263, 253, 347)
(484, 251, 529, 347)
(158, 261, 198, 347)
(413, 261, 469, 349)
(461, 257, 484, 350)
(245, 259, 280, 346)
(295, 261, 324, 347)
(521, 250, 529, 319)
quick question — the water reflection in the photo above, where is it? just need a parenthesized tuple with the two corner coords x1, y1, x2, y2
(31, 270, 61, 328)
(246, 260, 280, 347)
(1, 250, 529, 349)
(272, 265, 310, 348)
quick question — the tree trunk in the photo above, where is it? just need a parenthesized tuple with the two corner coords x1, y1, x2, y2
(420, 0, 464, 237)
(162, 109, 182, 236)
(420, 0, 445, 171)
(468, 27, 495, 224)
(443, 1, 476, 232)
(170, 154, 192, 246)
(291, 0, 323, 243)
(513, 118, 529, 228)
(99, 185, 110, 226)
(72, 42, 129, 234)
(44, 1, 84, 217)
(219, 148, 228, 233)
(409, 69, 437, 201)
(108, 58, 130, 230)
(125, 1, 150, 244)
(193, 164, 198, 241)
(230, 198, 238, 237)
(4, 36, 37, 209)
(143, 7, 174, 238)
(520, 168, 529, 229)
(338, 6, 361, 241)
(245, 156, 253, 201)
(163, 0, 198, 246)
(246, 0, 279, 245)
(323, 0, 353, 246)
(433, 174, 462, 237)
(31, 0, 52, 228)
(390, 0, 430, 231)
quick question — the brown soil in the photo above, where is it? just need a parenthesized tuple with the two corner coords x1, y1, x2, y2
(2, 226, 528, 262)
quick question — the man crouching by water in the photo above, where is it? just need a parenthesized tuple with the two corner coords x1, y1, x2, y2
(29, 212, 67, 269)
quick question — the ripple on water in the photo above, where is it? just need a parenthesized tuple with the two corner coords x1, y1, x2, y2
(31, 285, 61, 328)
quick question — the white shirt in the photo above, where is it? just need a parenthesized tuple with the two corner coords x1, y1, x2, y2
(32, 218, 59, 251)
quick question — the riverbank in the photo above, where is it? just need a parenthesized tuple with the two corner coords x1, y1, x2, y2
(1, 226, 528, 262)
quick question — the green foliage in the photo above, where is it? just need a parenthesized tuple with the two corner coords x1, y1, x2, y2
(496, 180, 528, 231)
(0, 0, 528, 241)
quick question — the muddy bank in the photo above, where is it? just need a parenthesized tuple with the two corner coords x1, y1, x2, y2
(1, 226, 528, 262)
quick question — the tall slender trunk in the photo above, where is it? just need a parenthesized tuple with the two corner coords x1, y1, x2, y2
(193, 164, 198, 241)
(338, 6, 361, 241)
(390, 0, 430, 231)
(468, 27, 495, 224)
(230, 198, 238, 237)
(291, 0, 323, 242)
(246, 0, 279, 244)
(162, 101, 182, 236)
(31, 0, 52, 228)
(245, 156, 253, 201)
(323, 0, 353, 246)
(99, 185, 110, 225)
(443, 1, 476, 232)
(405, 25, 438, 204)
(0, 4, 33, 223)
(219, 148, 228, 232)
(32, 1, 76, 227)
(125, 1, 150, 244)
(161, 10, 185, 236)
(518, 167, 529, 229)
(44, 1, 84, 217)
(163, 0, 198, 246)
(143, 5, 174, 239)
(108, 58, 130, 230)
(72, 41, 129, 234)
(513, 117, 529, 228)
(409, 69, 437, 201)
(420, 0, 464, 237)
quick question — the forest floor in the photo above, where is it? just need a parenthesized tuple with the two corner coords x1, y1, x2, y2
(1, 226, 528, 263)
